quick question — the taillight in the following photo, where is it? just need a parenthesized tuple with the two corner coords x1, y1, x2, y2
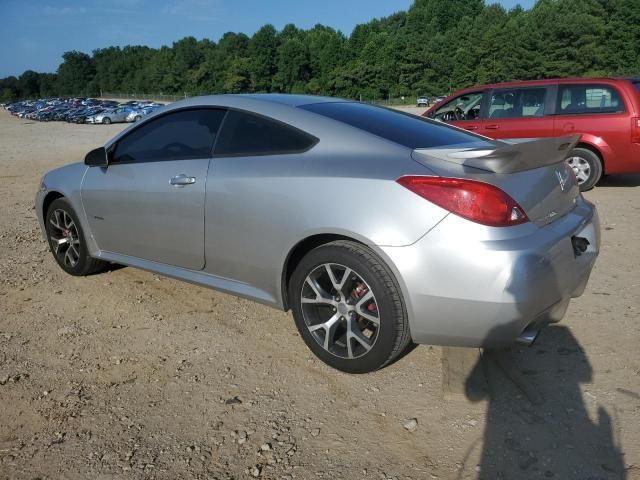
(632, 116, 640, 143)
(397, 176, 529, 227)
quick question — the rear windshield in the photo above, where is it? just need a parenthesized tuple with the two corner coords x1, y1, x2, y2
(299, 102, 494, 149)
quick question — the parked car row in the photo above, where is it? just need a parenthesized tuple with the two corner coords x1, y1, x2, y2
(3, 97, 163, 124)
(424, 77, 640, 191)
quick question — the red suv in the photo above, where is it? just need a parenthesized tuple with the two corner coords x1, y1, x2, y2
(424, 77, 640, 190)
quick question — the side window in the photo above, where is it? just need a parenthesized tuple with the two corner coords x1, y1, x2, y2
(113, 108, 226, 163)
(557, 84, 624, 115)
(521, 88, 546, 117)
(489, 88, 546, 119)
(215, 110, 317, 156)
(432, 92, 484, 122)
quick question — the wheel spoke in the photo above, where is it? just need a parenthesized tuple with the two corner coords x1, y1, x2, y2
(357, 308, 380, 326)
(50, 236, 68, 253)
(308, 313, 341, 350)
(346, 317, 373, 358)
(64, 249, 74, 266)
(355, 290, 373, 310)
(63, 212, 73, 229)
(302, 277, 332, 304)
(50, 210, 62, 230)
(325, 264, 351, 294)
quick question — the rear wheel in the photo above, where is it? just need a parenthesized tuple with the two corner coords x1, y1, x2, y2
(289, 240, 411, 373)
(566, 147, 602, 192)
(45, 198, 106, 276)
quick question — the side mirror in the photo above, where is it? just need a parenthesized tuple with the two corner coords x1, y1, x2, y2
(84, 146, 109, 167)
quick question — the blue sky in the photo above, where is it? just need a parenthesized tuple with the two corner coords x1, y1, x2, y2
(0, 0, 536, 77)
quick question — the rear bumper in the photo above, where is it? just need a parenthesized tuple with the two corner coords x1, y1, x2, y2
(379, 198, 600, 347)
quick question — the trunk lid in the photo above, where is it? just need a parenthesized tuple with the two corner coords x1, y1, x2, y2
(411, 135, 582, 226)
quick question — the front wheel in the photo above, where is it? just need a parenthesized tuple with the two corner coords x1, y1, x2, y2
(45, 198, 106, 276)
(289, 240, 411, 373)
(566, 148, 602, 192)
(102, 117, 111, 124)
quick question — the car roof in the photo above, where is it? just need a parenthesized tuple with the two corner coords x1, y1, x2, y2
(456, 77, 632, 92)
(167, 93, 345, 110)
(234, 93, 344, 107)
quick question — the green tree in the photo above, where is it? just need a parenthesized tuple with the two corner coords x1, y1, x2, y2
(56, 51, 95, 95)
(249, 25, 279, 92)
(223, 57, 251, 93)
(2, 0, 639, 101)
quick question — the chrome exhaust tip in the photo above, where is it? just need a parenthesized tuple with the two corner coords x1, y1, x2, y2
(516, 328, 540, 347)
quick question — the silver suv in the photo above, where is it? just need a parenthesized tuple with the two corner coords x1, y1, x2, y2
(417, 95, 430, 107)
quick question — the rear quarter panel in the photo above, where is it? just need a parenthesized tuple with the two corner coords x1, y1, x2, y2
(203, 137, 449, 308)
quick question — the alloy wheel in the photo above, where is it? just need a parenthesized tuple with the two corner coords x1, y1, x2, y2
(48, 209, 81, 267)
(300, 263, 380, 359)
(566, 156, 591, 185)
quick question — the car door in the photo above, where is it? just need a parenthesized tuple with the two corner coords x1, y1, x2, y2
(81, 107, 227, 270)
(204, 109, 318, 288)
(483, 86, 555, 139)
(553, 83, 630, 166)
(115, 108, 129, 122)
(428, 90, 487, 132)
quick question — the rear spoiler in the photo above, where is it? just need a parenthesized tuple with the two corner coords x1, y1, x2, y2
(412, 135, 581, 174)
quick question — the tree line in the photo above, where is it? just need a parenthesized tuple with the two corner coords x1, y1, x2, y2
(1, 0, 639, 103)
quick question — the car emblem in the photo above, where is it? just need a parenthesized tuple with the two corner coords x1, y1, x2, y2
(556, 169, 569, 191)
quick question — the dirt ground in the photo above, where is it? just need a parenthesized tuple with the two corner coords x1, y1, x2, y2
(1, 108, 639, 480)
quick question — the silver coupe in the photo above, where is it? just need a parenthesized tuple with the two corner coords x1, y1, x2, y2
(36, 94, 600, 373)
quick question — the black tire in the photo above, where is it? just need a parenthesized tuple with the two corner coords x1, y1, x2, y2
(289, 240, 411, 374)
(566, 147, 603, 192)
(134, 115, 142, 122)
(102, 117, 111, 124)
(45, 198, 106, 276)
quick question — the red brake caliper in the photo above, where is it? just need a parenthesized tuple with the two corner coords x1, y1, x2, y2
(350, 282, 378, 315)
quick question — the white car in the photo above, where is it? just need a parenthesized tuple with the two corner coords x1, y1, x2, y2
(91, 107, 132, 125)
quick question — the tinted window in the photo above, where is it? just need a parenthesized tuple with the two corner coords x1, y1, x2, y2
(113, 108, 226, 163)
(557, 85, 624, 115)
(488, 87, 546, 119)
(300, 102, 492, 149)
(432, 92, 484, 121)
(215, 110, 316, 156)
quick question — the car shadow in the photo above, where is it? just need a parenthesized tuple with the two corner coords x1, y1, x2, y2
(459, 252, 625, 479)
(98, 262, 127, 274)
(463, 327, 625, 479)
(598, 174, 640, 188)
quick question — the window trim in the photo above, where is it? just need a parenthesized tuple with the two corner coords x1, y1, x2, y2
(108, 106, 229, 165)
(552, 83, 627, 116)
(212, 108, 319, 158)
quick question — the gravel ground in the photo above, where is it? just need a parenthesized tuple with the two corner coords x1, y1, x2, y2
(0, 108, 639, 480)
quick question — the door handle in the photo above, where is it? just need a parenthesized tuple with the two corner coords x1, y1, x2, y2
(170, 174, 196, 186)
(464, 125, 479, 131)
(485, 124, 500, 130)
